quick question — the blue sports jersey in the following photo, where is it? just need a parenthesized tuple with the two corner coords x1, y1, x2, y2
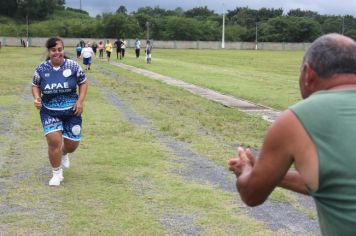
(32, 59, 87, 110)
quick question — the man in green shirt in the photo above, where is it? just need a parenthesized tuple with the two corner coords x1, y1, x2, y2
(228, 33, 356, 235)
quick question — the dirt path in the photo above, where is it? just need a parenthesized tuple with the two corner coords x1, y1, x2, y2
(92, 66, 320, 235)
(110, 62, 281, 123)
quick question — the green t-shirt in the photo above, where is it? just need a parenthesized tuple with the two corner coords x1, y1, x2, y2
(290, 89, 356, 235)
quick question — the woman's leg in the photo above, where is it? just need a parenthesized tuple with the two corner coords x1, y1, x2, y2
(46, 131, 64, 186)
(46, 131, 63, 168)
(60, 138, 79, 169)
(62, 138, 80, 155)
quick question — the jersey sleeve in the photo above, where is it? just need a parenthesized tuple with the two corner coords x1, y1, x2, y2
(32, 67, 41, 87)
(75, 62, 87, 84)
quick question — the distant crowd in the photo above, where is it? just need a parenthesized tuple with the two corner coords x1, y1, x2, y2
(75, 38, 153, 65)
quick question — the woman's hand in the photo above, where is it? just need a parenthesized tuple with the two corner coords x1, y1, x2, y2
(73, 100, 84, 116)
(33, 97, 42, 109)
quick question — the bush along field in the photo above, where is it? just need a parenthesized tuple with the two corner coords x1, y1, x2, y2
(0, 47, 318, 235)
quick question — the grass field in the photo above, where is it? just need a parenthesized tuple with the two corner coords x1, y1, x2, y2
(120, 48, 305, 110)
(0, 47, 318, 235)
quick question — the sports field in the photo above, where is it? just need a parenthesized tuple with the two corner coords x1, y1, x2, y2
(121, 49, 305, 110)
(0, 47, 318, 235)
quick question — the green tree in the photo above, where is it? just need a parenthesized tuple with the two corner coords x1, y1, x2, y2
(101, 12, 140, 39)
(289, 17, 321, 42)
(57, 0, 65, 6)
(226, 7, 257, 27)
(166, 7, 184, 17)
(133, 6, 171, 17)
(116, 5, 127, 15)
(287, 8, 319, 18)
(201, 20, 220, 41)
(17, 0, 58, 20)
(257, 8, 283, 22)
(259, 16, 321, 42)
(225, 25, 247, 41)
(0, 0, 18, 17)
(258, 17, 289, 42)
(184, 6, 215, 20)
(165, 16, 203, 40)
(346, 29, 356, 40)
(102, 13, 126, 38)
(321, 17, 343, 34)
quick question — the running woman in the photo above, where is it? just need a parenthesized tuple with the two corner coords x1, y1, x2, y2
(145, 40, 152, 64)
(32, 37, 89, 186)
(80, 42, 94, 70)
(105, 39, 113, 62)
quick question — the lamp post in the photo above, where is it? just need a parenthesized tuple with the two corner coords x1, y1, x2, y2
(255, 22, 258, 50)
(26, 14, 29, 47)
(146, 21, 150, 40)
(221, 3, 225, 49)
(26, 14, 29, 40)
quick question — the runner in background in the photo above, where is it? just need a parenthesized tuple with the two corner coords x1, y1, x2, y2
(105, 39, 113, 62)
(80, 42, 94, 70)
(145, 40, 152, 64)
(98, 40, 104, 59)
(134, 38, 141, 58)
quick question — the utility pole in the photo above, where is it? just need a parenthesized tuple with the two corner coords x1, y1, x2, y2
(26, 14, 29, 47)
(221, 3, 225, 49)
(255, 23, 258, 50)
(26, 14, 29, 39)
(80, 0, 82, 10)
(146, 21, 150, 40)
(342, 16, 345, 35)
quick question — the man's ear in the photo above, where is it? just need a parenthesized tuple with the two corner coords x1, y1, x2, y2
(304, 64, 319, 89)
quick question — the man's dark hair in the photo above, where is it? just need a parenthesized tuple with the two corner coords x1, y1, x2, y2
(303, 33, 356, 79)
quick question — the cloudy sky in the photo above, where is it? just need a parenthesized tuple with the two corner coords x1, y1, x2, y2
(65, 0, 356, 17)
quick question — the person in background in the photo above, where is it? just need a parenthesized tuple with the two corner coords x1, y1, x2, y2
(79, 39, 85, 48)
(134, 38, 141, 58)
(145, 40, 152, 64)
(228, 33, 356, 235)
(32, 37, 88, 186)
(80, 42, 94, 70)
(75, 43, 82, 58)
(121, 39, 127, 58)
(91, 41, 98, 57)
(105, 39, 113, 62)
(98, 40, 104, 59)
(114, 38, 123, 60)
(20, 38, 26, 48)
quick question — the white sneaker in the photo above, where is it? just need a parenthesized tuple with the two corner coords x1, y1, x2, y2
(61, 154, 70, 169)
(49, 168, 64, 186)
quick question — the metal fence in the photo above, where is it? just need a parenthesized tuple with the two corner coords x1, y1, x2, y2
(0, 36, 311, 51)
